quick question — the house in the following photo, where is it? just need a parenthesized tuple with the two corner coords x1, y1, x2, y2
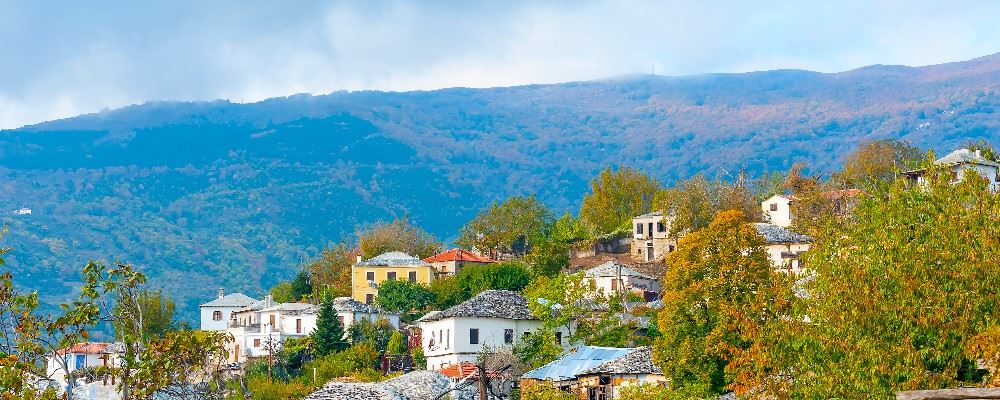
(199, 288, 256, 331)
(418, 290, 561, 371)
(331, 296, 400, 329)
(761, 194, 793, 227)
(754, 223, 812, 273)
(584, 261, 660, 298)
(904, 148, 1000, 192)
(423, 248, 495, 276)
(46, 342, 123, 384)
(520, 346, 665, 399)
(352, 251, 437, 304)
(630, 212, 676, 263)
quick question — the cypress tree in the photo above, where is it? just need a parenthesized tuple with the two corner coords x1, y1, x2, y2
(312, 295, 347, 357)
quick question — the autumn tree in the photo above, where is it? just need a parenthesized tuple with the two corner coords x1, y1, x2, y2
(579, 166, 661, 235)
(776, 173, 1000, 398)
(456, 196, 552, 258)
(357, 218, 442, 259)
(653, 210, 794, 398)
(831, 139, 922, 193)
(308, 244, 357, 299)
(659, 174, 762, 238)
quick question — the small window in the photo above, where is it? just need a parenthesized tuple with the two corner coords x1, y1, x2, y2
(366, 271, 375, 281)
(408, 271, 417, 282)
(657, 222, 666, 232)
(770, 203, 778, 212)
(337, 315, 345, 325)
(253, 339, 260, 347)
(296, 319, 302, 334)
(470, 328, 479, 344)
(212, 311, 222, 321)
(365, 294, 374, 304)
(555, 331, 562, 345)
(504, 329, 514, 344)
(636, 223, 643, 234)
(611, 279, 618, 291)
(387, 271, 397, 281)
(269, 315, 275, 327)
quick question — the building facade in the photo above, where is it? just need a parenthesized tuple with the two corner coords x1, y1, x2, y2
(761, 194, 794, 228)
(423, 248, 494, 277)
(352, 251, 437, 304)
(199, 289, 256, 331)
(754, 223, 812, 273)
(521, 346, 666, 399)
(584, 261, 660, 297)
(630, 212, 676, 263)
(905, 148, 1000, 192)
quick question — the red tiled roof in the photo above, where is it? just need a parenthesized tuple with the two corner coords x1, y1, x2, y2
(57, 342, 110, 355)
(440, 362, 479, 379)
(423, 249, 494, 263)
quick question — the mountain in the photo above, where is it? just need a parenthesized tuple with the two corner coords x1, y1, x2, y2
(3, 53, 1000, 323)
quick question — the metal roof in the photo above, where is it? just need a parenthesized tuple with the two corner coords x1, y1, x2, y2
(357, 251, 431, 267)
(521, 346, 636, 381)
(199, 292, 257, 308)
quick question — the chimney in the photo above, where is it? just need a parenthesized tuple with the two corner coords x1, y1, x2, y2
(265, 294, 273, 308)
(976, 149, 982, 158)
(218, 288, 225, 299)
(356, 255, 363, 263)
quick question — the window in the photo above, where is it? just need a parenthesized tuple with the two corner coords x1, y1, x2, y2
(636, 223, 643, 234)
(446, 329, 451, 349)
(269, 315, 275, 327)
(338, 315, 345, 325)
(770, 203, 778, 212)
(555, 331, 563, 345)
(611, 279, 618, 291)
(408, 271, 417, 282)
(212, 311, 222, 321)
(296, 319, 302, 334)
(365, 294, 374, 304)
(504, 329, 514, 344)
(470, 328, 480, 344)
(657, 222, 666, 232)
(366, 271, 375, 281)
(387, 271, 397, 281)
(254, 339, 261, 347)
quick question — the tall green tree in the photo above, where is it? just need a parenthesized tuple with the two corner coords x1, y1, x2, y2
(138, 289, 175, 338)
(312, 296, 348, 357)
(579, 166, 661, 235)
(374, 280, 435, 322)
(653, 210, 793, 398)
(456, 196, 552, 258)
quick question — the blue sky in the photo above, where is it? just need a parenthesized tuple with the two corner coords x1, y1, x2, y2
(3, 1, 1000, 129)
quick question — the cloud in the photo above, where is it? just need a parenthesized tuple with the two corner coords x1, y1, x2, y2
(2, 0, 1000, 129)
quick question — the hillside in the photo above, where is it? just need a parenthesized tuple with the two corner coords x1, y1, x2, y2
(2, 53, 1000, 322)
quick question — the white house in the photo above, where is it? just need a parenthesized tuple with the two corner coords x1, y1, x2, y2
(331, 296, 400, 328)
(199, 288, 256, 331)
(46, 342, 122, 384)
(630, 212, 676, 263)
(418, 290, 563, 371)
(905, 148, 1000, 192)
(584, 261, 660, 297)
(761, 194, 794, 227)
(754, 223, 812, 273)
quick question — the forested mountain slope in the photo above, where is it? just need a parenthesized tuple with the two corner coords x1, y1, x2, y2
(2, 53, 1000, 322)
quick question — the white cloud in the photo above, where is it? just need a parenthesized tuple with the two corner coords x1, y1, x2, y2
(2, 0, 1000, 129)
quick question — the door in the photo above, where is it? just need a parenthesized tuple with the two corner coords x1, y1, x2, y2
(646, 245, 654, 262)
(234, 344, 240, 362)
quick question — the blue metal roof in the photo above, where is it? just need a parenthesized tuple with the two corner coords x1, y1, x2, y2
(521, 346, 636, 381)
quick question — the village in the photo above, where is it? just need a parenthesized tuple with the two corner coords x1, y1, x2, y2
(38, 147, 1000, 400)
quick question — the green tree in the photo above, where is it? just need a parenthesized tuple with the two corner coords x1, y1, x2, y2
(348, 318, 397, 355)
(774, 173, 1000, 398)
(269, 281, 295, 304)
(312, 296, 348, 357)
(659, 174, 760, 238)
(138, 289, 175, 339)
(579, 166, 661, 235)
(428, 275, 465, 309)
(357, 218, 442, 259)
(374, 280, 435, 322)
(831, 139, 923, 193)
(653, 210, 793, 398)
(308, 243, 357, 299)
(386, 331, 408, 355)
(456, 196, 552, 258)
(458, 262, 532, 299)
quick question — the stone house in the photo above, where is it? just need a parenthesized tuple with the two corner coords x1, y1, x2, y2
(630, 212, 676, 263)
(520, 346, 665, 399)
(905, 148, 1000, 192)
(583, 261, 660, 297)
(753, 223, 812, 273)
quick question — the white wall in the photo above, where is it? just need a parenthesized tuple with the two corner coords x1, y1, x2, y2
(589, 275, 661, 295)
(46, 352, 106, 383)
(765, 243, 811, 273)
(420, 317, 546, 371)
(762, 195, 793, 228)
(201, 306, 242, 331)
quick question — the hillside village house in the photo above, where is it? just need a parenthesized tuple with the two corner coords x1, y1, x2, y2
(423, 248, 495, 276)
(584, 261, 660, 298)
(418, 290, 568, 371)
(199, 288, 256, 331)
(630, 212, 676, 263)
(46, 342, 123, 385)
(761, 194, 793, 228)
(905, 148, 1000, 192)
(754, 223, 812, 273)
(352, 251, 436, 304)
(521, 346, 665, 399)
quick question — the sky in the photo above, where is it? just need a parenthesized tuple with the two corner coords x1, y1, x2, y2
(3, 1, 1000, 129)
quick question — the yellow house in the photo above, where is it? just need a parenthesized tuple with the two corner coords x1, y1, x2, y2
(351, 251, 436, 304)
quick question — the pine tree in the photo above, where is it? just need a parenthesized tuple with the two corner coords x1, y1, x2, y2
(312, 295, 347, 357)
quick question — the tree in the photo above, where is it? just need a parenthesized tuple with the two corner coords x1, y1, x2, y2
(386, 331, 408, 355)
(523, 273, 595, 343)
(458, 262, 532, 299)
(579, 166, 661, 235)
(374, 280, 435, 322)
(357, 218, 442, 259)
(126, 330, 233, 399)
(653, 210, 793, 398)
(138, 289, 175, 339)
(774, 174, 1000, 398)
(308, 244, 357, 299)
(312, 296, 348, 357)
(348, 318, 397, 355)
(831, 139, 922, 193)
(659, 174, 761, 238)
(456, 196, 552, 258)
(960, 139, 998, 161)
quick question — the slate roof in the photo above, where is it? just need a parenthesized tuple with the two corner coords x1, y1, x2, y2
(423, 248, 494, 263)
(585, 261, 655, 280)
(417, 290, 536, 322)
(522, 346, 636, 381)
(581, 346, 662, 375)
(332, 297, 381, 314)
(305, 370, 472, 400)
(634, 211, 662, 219)
(357, 251, 431, 267)
(199, 292, 257, 308)
(935, 148, 1000, 167)
(260, 302, 315, 314)
(753, 223, 812, 244)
